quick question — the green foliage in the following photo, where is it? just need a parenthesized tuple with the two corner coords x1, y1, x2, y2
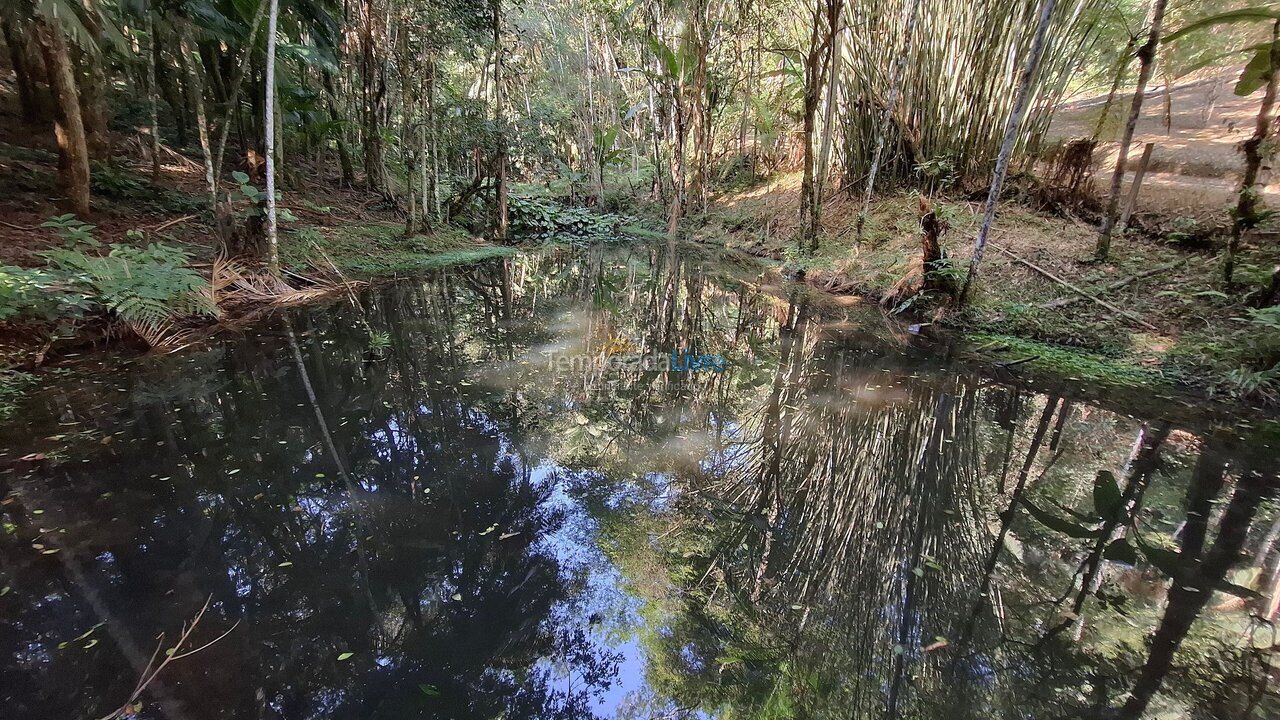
(0, 371, 36, 422)
(507, 196, 635, 245)
(40, 214, 100, 248)
(43, 243, 216, 326)
(0, 265, 93, 324)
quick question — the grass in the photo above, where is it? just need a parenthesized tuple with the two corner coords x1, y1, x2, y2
(702, 172, 1280, 401)
(0, 370, 36, 420)
(967, 333, 1161, 389)
(282, 221, 514, 276)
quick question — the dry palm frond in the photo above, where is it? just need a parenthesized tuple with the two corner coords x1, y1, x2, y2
(211, 255, 360, 309)
(126, 318, 200, 352)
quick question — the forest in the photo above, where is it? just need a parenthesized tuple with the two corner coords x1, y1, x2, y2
(0, 0, 1277, 400)
(3, 1, 1280, 717)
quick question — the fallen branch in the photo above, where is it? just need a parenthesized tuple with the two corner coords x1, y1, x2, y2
(0, 219, 40, 231)
(996, 355, 1039, 369)
(147, 214, 198, 233)
(1039, 258, 1188, 310)
(97, 596, 239, 720)
(991, 243, 1159, 332)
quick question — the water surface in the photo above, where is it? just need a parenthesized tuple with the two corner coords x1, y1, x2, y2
(2, 244, 1277, 719)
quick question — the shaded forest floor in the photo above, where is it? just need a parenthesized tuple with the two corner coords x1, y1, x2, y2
(0, 128, 508, 370)
(694, 172, 1280, 400)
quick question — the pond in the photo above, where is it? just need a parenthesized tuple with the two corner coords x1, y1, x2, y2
(1, 243, 1277, 719)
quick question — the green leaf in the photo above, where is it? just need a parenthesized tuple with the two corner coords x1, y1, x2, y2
(1236, 46, 1277, 97)
(1165, 9, 1280, 44)
(1092, 470, 1123, 521)
(1021, 498, 1104, 538)
(336, 652, 354, 661)
(232, 171, 250, 184)
(419, 684, 440, 697)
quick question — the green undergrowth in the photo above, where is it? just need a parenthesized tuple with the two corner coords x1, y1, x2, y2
(284, 222, 513, 275)
(0, 370, 37, 420)
(966, 333, 1165, 390)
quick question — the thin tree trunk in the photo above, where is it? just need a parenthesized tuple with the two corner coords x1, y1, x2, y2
(78, 0, 110, 159)
(35, 15, 91, 217)
(814, 17, 841, 209)
(179, 26, 217, 209)
(147, 12, 161, 182)
(265, 0, 281, 274)
(1091, 37, 1137, 142)
(321, 69, 356, 187)
(856, 0, 922, 240)
(2, 18, 41, 124)
(1095, 0, 1169, 260)
(213, 0, 267, 185)
(494, 0, 509, 241)
(957, 0, 1057, 306)
(1226, 20, 1280, 287)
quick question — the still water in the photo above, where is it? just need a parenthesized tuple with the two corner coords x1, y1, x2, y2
(1, 244, 1278, 719)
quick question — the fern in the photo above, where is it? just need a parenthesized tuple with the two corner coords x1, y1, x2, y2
(42, 244, 218, 331)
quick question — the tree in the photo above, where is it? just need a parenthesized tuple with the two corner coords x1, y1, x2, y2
(265, 0, 281, 274)
(1095, 0, 1170, 260)
(958, 0, 1058, 307)
(797, 0, 842, 252)
(33, 11, 91, 217)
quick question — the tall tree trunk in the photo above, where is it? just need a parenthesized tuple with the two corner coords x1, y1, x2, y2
(213, 0, 268, 185)
(425, 56, 438, 224)
(146, 11, 161, 182)
(2, 18, 41, 124)
(798, 0, 838, 252)
(957, 0, 1057, 307)
(265, 0, 281, 274)
(856, 0, 922, 240)
(77, 0, 110, 159)
(494, 0, 508, 242)
(1226, 20, 1280, 287)
(360, 0, 388, 193)
(686, 0, 709, 210)
(1091, 37, 1138, 142)
(179, 26, 217, 209)
(322, 69, 355, 187)
(1095, 0, 1169, 260)
(154, 34, 191, 147)
(814, 15, 841, 211)
(35, 15, 91, 217)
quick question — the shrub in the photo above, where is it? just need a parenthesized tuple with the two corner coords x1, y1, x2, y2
(43, 243, 217, 327)
(0, 265, 92, 323)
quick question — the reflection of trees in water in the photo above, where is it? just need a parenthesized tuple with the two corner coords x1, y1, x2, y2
(4, 248, 1279, 720)
(0, 270, 622, 720)
(617, 293, 1280, 718)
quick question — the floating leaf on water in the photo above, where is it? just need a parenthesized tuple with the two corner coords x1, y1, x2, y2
(337, 652, 354, 661)
(419, 684, 440, 697)
(498, 532, 520, 540)
(451, 593, 463, 601)
(479, 525, 497, 536)
(278, 561, 293, 567)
